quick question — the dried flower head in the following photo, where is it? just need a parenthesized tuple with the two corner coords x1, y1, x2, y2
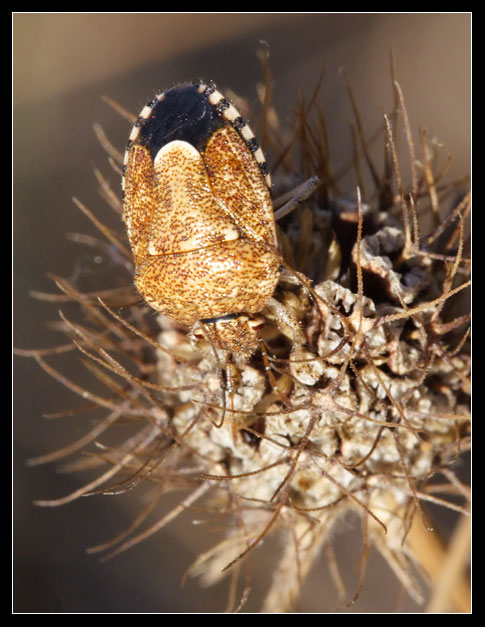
(17, 52, 470, 612)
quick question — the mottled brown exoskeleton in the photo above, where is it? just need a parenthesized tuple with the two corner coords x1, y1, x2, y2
(122, 82, 281, 356)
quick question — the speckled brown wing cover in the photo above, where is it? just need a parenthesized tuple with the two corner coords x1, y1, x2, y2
(123, 96, 279, 327)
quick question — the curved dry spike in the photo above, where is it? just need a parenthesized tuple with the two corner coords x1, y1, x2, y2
(99, 483, 210, 562)
(34, 425, 160, 506)
(27, 408, 122, 466)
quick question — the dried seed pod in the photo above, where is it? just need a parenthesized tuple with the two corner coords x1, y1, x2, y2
(20, 62, 470, 614)
(351, 226, 430, 305)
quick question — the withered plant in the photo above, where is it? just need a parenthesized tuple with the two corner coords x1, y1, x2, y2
(16, 51, 470, 613)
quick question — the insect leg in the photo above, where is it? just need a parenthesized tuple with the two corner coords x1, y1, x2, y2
(273, 176, 321, 221)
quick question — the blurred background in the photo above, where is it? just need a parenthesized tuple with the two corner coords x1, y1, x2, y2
(13, 13, 470, 613)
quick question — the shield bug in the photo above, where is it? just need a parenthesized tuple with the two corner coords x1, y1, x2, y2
(122, 82, 280, 356)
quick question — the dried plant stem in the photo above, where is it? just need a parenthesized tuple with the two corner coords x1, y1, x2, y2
(407, 513, 471, 613)
(261, 517, 330, 613)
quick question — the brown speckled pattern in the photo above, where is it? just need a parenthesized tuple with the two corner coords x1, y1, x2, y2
(203, 126, 276, 246)
(123, 108, 279, 351)
(136, 238, 278, 324)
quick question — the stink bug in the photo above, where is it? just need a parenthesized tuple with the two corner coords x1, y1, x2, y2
(122, 82, 280, 355)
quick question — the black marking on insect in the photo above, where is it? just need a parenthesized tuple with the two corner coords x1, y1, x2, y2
(121, 81, 271, 192)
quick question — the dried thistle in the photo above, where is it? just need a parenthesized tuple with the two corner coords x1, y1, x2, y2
(17, 51, 470, 613)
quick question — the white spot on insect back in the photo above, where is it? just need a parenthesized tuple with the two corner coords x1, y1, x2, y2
(253, 148, 265, 164)
(139, 105, 152, 119)
(129, 126, 140, 142)
(153, 139, 201, 168)
(240, 125, 255, 142)
(148, 240, 160, 255)
(221, 104, 240, 122)
(207, 89, 224, 106)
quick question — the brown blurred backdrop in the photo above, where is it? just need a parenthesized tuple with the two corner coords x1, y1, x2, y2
(13, 13, 470, 613)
